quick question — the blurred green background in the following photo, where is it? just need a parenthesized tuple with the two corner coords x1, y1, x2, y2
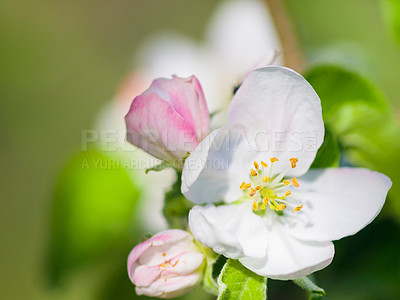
(1, 0, 399, 299)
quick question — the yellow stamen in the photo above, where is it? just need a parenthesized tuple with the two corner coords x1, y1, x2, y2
(244, 183, 251, 189)
(263, 197, 268, 205)
(253, 161, 259, 170)
(292, 177, 299, 187)
(270, 157, 279, 163)
(276, 204, 287, 211)
(285, 190, 291, 197)
(294, 204, 303, 212)
(261, 204, 266, 210)
(251, 169, 258, 176)
(240, 181, 246, 189)
(262, 176, 270, 183)
(283, 180, 290, 186)
(269, 204, 276, 210)
(255, 185, 262, 191)
(172, 259, 179, 267)
(253, 201, 259, 211)
(289, 158, 298, 168)
(249, 189, 256, 197)
(261, 161, 268, 168)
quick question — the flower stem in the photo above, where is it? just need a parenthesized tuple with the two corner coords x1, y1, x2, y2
(264, 0, 305, 72)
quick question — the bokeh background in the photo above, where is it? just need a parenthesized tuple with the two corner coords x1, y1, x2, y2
(1, 0, 399, 299)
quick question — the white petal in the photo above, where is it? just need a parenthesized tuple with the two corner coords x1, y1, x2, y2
(189, 203, 268, 259)
(182, 123, 255, 204)
(168, 252, 205, 275)
(206, 0, 282, 77)
(228, 66, 324, 177)
(240, 223, 334, 280)
(283, 168, 392, 242)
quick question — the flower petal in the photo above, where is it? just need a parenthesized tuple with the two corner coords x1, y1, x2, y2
(189, 203, 268, 259)
(127, 229, 191, 281)
(206, 0, 282, 76)
(136, 272, 202, 298)
(239, 224, 334, 280)
(283, 168, 392, 242)
(182, 123, 255, 204)
(125, 92, 198, 161)
(131, 264, 161, 286)
(138, 236, 196, 267)
(228, 66, 324, 177)
(135, 33, 225, 117)
(145, 76, 210, 142)
(164, 252, 205, 276)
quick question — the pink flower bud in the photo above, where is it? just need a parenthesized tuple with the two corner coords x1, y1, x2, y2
(125, 76, 210, 163)
(127, 229, 205, 298)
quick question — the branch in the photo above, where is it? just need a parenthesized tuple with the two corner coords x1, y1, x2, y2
(264, 0, 305, 72)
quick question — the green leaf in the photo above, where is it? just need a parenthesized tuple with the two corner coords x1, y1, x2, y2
(293, 276, 326, 297)
(382, 0, 400, 44)
(202, 255, 219, 295)
(310, 127, 340, 169)
(332, 103, 400, 215)
(217, 259, 267, 300)
(200, 250, 225, 296)
(212, 255, 228, 280)
(145, 153, 190, 173)
(145, 160, 173, 174)
(305, 65, 388, 118)
(163, 172, 194, 229)
(306, 65, 400, 217)
(47, 150, 141, 285)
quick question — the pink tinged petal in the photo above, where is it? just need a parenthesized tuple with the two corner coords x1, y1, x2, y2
(189, 203, 268, 259)
(228, 66, 324, 177)
(177, 75, 210, 141)
(127, 229, 204, 298)
(134, 252, 203, 287)
(283, 168, 392, 242)
(138, 238, 194, 266)
(125, 92, 199, 161)
(240, 224, 334, 280)
(132, 264, 161, 286)
(127, 229, 192, 282)
(135, 272, 202, 299)
(162, 252, 205, 276)
(182, 123, 255, 204)
(191, 75, 211, 140)
(145, 76, 210, 142)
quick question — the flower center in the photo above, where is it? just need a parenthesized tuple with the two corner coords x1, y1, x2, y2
(239, 157, 303, 213)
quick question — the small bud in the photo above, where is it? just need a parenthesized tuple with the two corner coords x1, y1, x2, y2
(125, 76, 210, 164)
(128, 230, 205, 298)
